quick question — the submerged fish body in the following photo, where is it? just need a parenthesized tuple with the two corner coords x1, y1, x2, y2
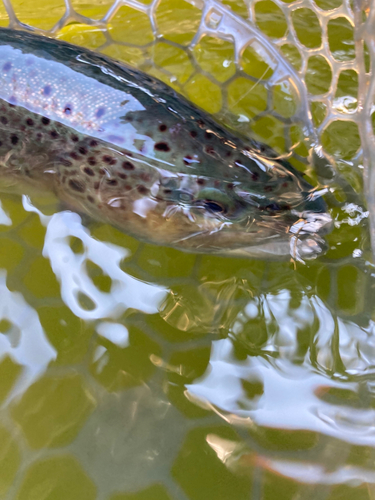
(0, 28, 331, 259)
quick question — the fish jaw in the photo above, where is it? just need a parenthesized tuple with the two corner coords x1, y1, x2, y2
(171, 219, 332, 261)
(166, 215, 332, 261)
(220, 236, 328, 260)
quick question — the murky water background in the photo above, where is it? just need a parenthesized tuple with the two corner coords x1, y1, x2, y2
(0, 0, 374, 499)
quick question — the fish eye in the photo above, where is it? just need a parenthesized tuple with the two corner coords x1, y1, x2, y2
(203, 200, 226, 213)
(196, 188, 233, 215)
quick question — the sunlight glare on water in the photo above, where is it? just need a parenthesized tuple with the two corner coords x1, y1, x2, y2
(0, 0, 374, 499)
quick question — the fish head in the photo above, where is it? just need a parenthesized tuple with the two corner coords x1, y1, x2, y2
(145, 152, 333, 261)
(79, 121, 332, 261)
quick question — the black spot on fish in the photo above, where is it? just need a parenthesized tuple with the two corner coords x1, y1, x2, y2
(0, 117, 8, 125)
(70, 152, 80, 160)
(137, 185, 148, 195)
(41, 117, 50, 125)
(122, 161, 134, 171)
(282, 182, 289, 188)
(197, 178, 205, 185)
(183, 155, 193, 165)
(3, 62, 11, 72)
(50, 130, 59, 139)
(124, 185, 132, 191)
(90, 140, 98, 147)
(94, 182, 99, 190)
(11, 135, 19, 145)
(190, 130, 197, 138)
(227, 183, 234, 189)
(119, 173, 127, 180)
(26, 118, 34, 126)
(205, 146, 215, 155)
(71, 135, 79, 142)
(69, 179, 85, 192)
(251, 172, 259, 181)
(163, 188, 172, 194)
(79, 147, 88, 155)
(0, 141, 3, 147)
(226, 151, 232, 157)
(87, 195, 94, 203)
(88, 158, 97, 166)
(96, 107, 106, 119)
(155, 142, 170, 152)
(103, 155, 116, 165)
(106, 179, 118, 186)
(83, 167, 95, 176)
(159, 124, 167, 132)
(205, 131, 213, 140)
(264, 185, 273, 192)
(43, 85, 52, 96)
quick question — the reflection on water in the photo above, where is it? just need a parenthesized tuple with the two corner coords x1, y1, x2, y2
(0, 270, 55, 394)
(0, 192, 374, 499)
(24, 196, 168, 321)
(187, 338, 375, 446)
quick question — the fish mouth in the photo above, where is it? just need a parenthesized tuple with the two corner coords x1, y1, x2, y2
(223, 232, 329, 261)
(288, 210, 333, 262)
(231, 184, 334, 260)
(224, 210, 333, 260)
(173, 208, 333, 261)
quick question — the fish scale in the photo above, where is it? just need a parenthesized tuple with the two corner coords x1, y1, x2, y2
(0, 27, 332, 260)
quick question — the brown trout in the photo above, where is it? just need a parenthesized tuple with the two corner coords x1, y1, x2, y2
(0, 28, 332, 260)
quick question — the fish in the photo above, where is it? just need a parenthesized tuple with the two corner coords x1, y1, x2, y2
(0, 27, 332, 260)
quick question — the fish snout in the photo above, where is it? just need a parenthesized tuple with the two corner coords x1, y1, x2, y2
(290, 211, 333, 236)
(288, 209, 332, 261)
(290, 234, 329, 261)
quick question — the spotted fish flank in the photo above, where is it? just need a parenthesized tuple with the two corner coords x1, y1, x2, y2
(0, 28, 331, 260)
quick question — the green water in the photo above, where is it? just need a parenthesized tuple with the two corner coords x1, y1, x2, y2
(0, 0, 374, 499)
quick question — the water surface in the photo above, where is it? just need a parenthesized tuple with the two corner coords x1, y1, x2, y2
(0, 1, 374, 499)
